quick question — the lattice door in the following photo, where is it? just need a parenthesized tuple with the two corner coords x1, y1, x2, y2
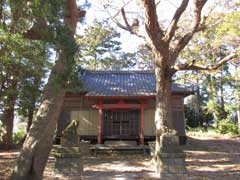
(103, 110, 139, 137)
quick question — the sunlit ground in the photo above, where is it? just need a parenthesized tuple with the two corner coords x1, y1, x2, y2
(0, 131, 240, 180)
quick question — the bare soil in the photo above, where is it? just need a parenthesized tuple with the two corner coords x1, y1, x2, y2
(0, 132, 240, 180)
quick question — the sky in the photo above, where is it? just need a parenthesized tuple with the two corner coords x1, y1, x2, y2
(77, 0, 218, 52)
(77, 0, 182, 52)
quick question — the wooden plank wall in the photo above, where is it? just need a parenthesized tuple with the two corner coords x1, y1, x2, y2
(59, 94, 186, 137)
(144, 109, 155, 136)
(71, 110, 98, 136)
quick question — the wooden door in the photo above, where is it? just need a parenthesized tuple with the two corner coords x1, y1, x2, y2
(103, 110, 139, 138)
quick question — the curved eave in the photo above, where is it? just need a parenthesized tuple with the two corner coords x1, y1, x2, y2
(84, 90, 194, 99)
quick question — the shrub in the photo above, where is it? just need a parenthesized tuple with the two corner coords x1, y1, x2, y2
(217, 119, 239, 135)
(185, 106, 213, 128)
(13, 128, 26, 145)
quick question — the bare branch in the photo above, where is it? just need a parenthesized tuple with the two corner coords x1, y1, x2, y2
(104, 2, 146, 40)
(171, 0, 207, 62)
(110, 0, 133, 19)
(141, 0, 165, 49)
(156, 0, 161, 6)
(121, 7, 134, 33)
(164, 0, 189, 42)
(173, 51, 238, 71)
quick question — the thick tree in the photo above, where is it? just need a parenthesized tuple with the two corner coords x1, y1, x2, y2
(107, 0, 238, 172)
(0, 6, 49, 149)
(10, 0, 86, 179)
(177, 3, 240, 127)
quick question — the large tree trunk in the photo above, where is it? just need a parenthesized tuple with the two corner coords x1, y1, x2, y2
(21, 108, 34, 144)
(1, 80, 17, 150)
(26, 109, 34, 132)
(153, 49, 174, 166)
(10, 49, 76, 179)
(10, 0, 83, 178)
(2, 94, 16, 150)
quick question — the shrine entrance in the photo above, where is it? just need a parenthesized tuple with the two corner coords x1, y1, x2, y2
(103, 109, 140, 139)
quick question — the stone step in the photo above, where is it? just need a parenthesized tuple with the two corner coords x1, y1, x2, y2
(104, 140, 137, 147)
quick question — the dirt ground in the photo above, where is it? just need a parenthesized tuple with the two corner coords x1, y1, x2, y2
(0, 132, 240, 180)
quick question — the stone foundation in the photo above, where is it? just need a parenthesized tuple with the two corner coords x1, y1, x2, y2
(79, 141, 91, 156)
(53, 146, 83, 177)
(157, 134, 187, 179)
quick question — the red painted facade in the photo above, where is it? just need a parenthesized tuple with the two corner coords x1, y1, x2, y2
(94, 97, 148, 144)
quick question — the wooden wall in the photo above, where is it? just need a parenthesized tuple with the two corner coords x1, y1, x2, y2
(71, 110, 98, 136)
(58, 94, 186, 138)
(144, 109, 155, 136)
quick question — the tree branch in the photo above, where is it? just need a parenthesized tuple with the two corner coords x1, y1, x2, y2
(65, 0, 86, 34)
(141, 0, 165, 49)
(171, 0, 207, 61)
(164, 0, 189, 42)
(156, 0, 161, 7)
(121, 7, 132, 32)
(24, 0, 86, 40)
(119, 7, 145, 39)
(105, 5, 146, 40)
(173, 51, 238, 71)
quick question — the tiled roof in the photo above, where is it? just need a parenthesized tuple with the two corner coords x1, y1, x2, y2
(81, 70, 193, 97)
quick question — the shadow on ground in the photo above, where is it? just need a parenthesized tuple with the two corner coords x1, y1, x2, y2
(0, 134, 240, 180)
(184, 135, 240, 180)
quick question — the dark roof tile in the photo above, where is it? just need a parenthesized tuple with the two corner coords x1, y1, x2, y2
(81, 70, 193, 97)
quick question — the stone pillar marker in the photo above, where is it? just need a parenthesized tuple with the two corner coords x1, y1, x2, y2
(157, 133, 187, 179)
(52, 119, 83, 177)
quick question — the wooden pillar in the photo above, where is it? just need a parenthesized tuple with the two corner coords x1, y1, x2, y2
(98, 99, 103, 144)
(140, 101, 144, 145)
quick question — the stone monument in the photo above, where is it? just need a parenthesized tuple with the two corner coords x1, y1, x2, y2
(53, 119, 83, 177)
(157, 130, 187, 179)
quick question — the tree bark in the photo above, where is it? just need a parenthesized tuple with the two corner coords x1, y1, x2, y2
(1, 79, 17, 150)
(10, 0, 84, 178)
(10, 51, 75, 180)
(21, 108, 34, 144)
(2, 94, 16, 150)
(153, 48, 174, 164)
(26, 109, 34, 132)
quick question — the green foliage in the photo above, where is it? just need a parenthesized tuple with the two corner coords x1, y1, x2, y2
(66, 66, 83, 93)
(217, 119, 240, 135)
(76, 19, 136, 70)
(216, 11, 240, 37)
(187, 126, 209, 133)
(177, 5, 240, 127)
(13, 128, 26, 145)
(185, 106, 213, 128)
